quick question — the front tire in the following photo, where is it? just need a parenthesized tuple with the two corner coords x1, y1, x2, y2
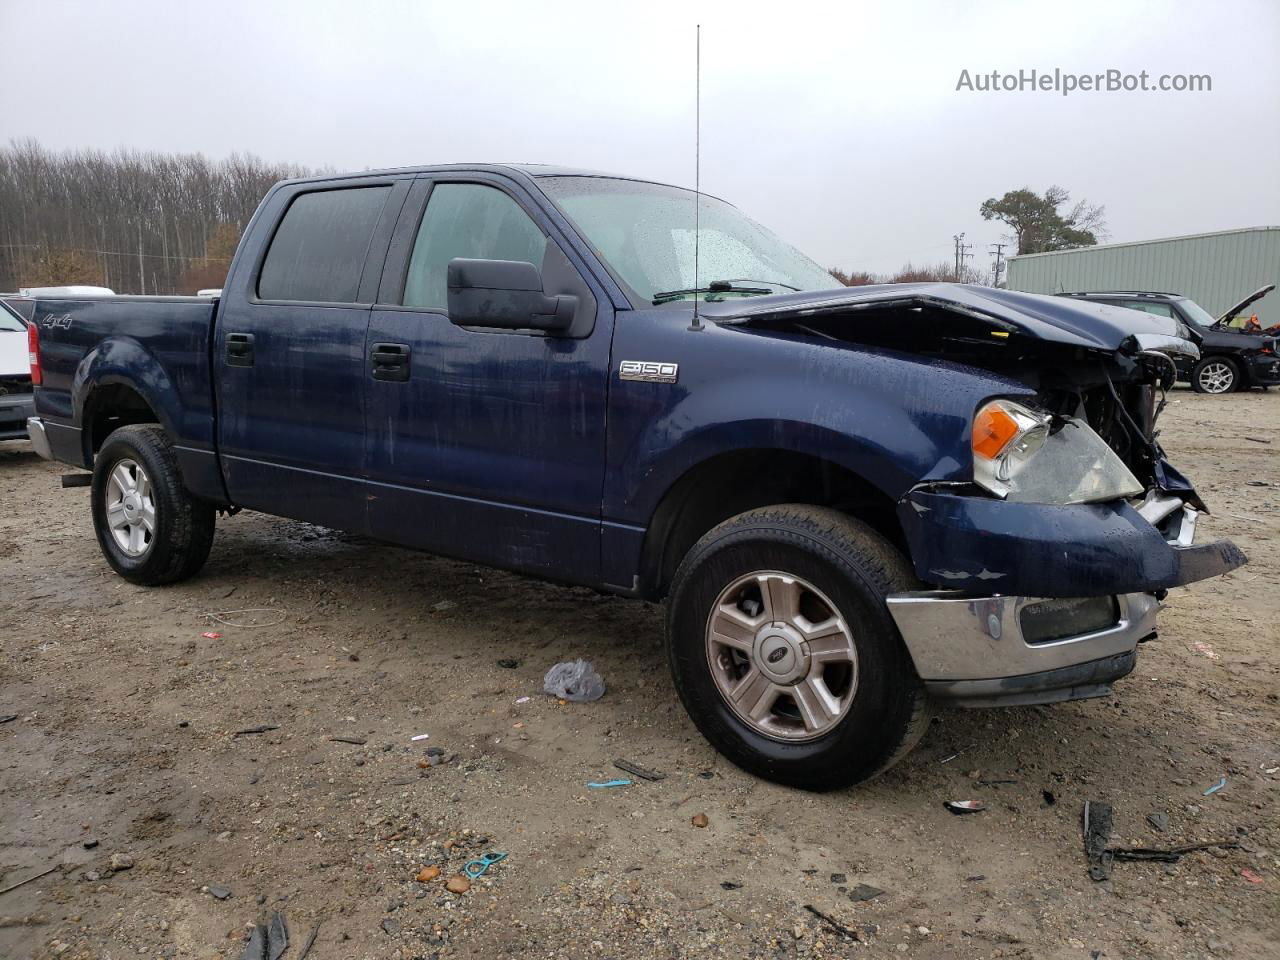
(666, 505, 930, 791)
(91, 424, 215, 585)
(1192, 356, 1239, 394)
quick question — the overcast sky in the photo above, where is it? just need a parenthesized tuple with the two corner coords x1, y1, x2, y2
(2, 0, 1277, 276)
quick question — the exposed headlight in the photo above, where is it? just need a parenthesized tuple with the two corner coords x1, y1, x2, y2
(972, 399, 1144, 505)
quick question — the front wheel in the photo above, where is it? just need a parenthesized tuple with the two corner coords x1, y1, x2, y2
(666, 505, 931, 791)
(91, 424, 216, 585)
(1192, 356, 1239, 394)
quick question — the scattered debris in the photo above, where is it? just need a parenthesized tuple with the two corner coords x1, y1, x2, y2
(268, 912, 289, 960)
(1246, 480, 1270, 487)
(410, 734, 430, 742)
(720, 881, 742, 890)
(691, 813, 710, 828)
(849, 883, 885, 901)
(200, 631, 222, 639)
(206, 883, 233, 900)
(1147, 812, 1169, 833)
(1110, 839, 1240, 862)
(108, 853, 133, 871)
(240, 923, 268, 960)
(445, 875, 471, 894)
(296, 922, 322, 960)
(830, 873, 847, 884)
(0, 864, 59, 897)
(1084, 800, 1115, 881)
(1042, 790, 1057, 806)
(233, 724, 279, 736)
(514, 696, 532, 704)
(613, 759, 666, 781)
(1203, 777, 1228, 796)
(543, 659, 606, 701)
(1241, 868, 1264, 884)
(416, 866, 441, 883)
(328, 736, 367, 745)
(1243, 436, 1271, 444)
(82, 838, 99, 850)
(1191, 642, 1221, 660)
(0, 714, 16, 724)
(802, 904, 860, 942)
(965, 875, 985, 882)
(431, 600, 456, 612)
(944, 800, 986, 815)
(587, 779, 631, 789)
(203, 607, 288, 628)
(939, 752, 961, 764)
(463, 852, 507, 878)
(496, 658, 520, 669)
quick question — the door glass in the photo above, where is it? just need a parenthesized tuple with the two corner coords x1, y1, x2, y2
(258, 186, 390, 303)
(403, 184, 548, 310)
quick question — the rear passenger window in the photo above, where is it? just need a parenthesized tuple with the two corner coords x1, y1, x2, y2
(258, 187, 390, 303)
(403, 183, 547, 310)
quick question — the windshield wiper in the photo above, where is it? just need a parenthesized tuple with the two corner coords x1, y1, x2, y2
(719, 278, 800, 292)
(652, 280, 778, 305)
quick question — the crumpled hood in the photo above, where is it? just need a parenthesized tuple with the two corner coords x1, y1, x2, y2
(700, 282, 1191, 354)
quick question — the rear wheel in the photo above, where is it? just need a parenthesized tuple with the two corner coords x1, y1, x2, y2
(666, 505, 931, 790)
(1192, 356, 1239, 394)
(91, 424, 215, 585)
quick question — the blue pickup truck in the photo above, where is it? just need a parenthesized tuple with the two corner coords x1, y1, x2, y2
(25, 164, 1246, 789)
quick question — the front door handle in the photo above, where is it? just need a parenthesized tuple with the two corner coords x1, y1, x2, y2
(226, 332, 255, 367)
(371, 342, 411, 382)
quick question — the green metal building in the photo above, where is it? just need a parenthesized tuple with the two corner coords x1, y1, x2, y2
(1006, 226, 1279, 328)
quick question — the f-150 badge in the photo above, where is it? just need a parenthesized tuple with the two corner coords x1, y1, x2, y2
(619, 361, 678, 384)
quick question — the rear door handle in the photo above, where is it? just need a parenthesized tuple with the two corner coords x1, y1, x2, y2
(226, 332, 255, 367)
(371, 342, 411, 382)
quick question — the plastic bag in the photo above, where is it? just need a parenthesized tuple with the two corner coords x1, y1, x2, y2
(542, 659, 606, 702)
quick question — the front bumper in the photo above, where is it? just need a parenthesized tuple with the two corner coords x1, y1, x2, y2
(887, 590, 1157, 706)
(897, 490, 1246, 597)
(0, 395, 34, 441)
(1248, 352, 1280, 385)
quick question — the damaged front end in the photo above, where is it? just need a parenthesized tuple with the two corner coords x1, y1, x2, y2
(708, 284, 1248, 706)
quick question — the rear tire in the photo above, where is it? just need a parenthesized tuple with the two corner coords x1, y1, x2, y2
(666, 505, 931, 791)
(91, 424, 215, 585)
(1192, 356, 1239, 394)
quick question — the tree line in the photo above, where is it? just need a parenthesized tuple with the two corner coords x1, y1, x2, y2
(0, 139, 316, 294)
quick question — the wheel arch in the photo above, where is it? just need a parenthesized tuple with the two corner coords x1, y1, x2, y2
(637, 447, 907, 600)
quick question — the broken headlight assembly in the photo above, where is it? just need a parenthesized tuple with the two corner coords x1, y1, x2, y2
(971, 399, 1144, 505)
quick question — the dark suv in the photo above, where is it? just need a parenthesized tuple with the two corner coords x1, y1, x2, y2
(1059, 287, 1279, 394)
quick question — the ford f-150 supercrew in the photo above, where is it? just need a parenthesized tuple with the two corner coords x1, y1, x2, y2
(25, 164, 1247, 790)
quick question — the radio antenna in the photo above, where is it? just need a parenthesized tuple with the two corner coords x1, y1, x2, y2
(689, 23, 704, 332)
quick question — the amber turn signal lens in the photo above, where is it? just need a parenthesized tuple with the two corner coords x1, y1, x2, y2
(972, 404, 1020, 459)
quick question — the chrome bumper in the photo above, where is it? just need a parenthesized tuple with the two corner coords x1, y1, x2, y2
(26, 416, 53, 460)
(886, 591, 1160, 706)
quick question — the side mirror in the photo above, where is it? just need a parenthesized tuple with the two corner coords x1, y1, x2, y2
(446, 258, 577, 332)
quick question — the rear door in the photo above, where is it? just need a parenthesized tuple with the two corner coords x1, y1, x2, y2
(216, 177, 409, 528)
(363, 174, 613, 583)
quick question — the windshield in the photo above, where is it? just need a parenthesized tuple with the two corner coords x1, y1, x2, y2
(539, 176, 838, 305)
(0, 302, 25, 332)
(1176, 297, 1217, 328)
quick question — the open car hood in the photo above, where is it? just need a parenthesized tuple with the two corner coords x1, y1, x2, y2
(1217, 282, 1275, 323)
(701, 283, 1197, 356)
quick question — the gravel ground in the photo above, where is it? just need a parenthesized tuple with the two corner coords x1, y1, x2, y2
(1, 388, 1276, 960)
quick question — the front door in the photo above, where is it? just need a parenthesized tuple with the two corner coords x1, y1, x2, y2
(364, 176, 613, 583)
(216, 179, 407, 529)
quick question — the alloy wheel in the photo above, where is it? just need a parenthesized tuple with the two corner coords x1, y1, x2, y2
(104, 458, 156, 557)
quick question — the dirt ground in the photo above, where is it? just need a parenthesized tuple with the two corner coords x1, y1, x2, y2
(1, 388, 1276, 960)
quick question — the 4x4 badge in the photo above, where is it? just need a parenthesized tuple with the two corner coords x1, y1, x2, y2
(619, 361, 678, 384)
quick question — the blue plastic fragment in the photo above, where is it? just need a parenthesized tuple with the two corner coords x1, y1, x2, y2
(587, 779, 632, 789)
(463, 852, 508, 878)
(1203, 777, 1227, 796)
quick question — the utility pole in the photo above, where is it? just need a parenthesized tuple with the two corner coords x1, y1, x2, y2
(989, 243, 1006, 287)
(954, 233, 973, 281)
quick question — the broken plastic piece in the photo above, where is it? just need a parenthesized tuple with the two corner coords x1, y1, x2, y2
(1083, 800, 1115, 881)
(201, 631, 222, 639)
(543, 659, 605, 702)
(1203, 776, 1227, 796)
(587, 779, 631, 789)
(267, 912, 289, 960)
(613, 758, 666, 781)
(944, 800, 986, 815)
(410, 733, 430, 741)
